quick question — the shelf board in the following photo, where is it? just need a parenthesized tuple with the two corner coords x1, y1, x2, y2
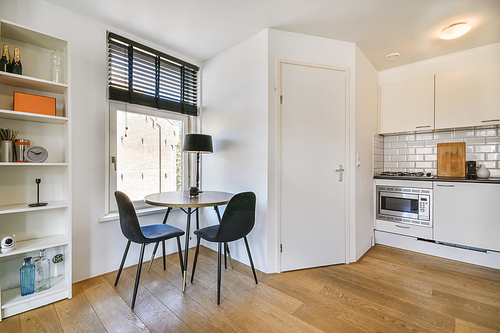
(1, 276, 68, 310)
(0, 162, 68, 166)
(0, 109, 67, 124)
(0, 235, 68, 259)
(1, 19, 67, 51)
(0, 201, 68, 215)
(0, 71, 67, 94)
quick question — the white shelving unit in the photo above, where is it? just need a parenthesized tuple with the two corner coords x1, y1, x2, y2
(0, 19, 71, 320)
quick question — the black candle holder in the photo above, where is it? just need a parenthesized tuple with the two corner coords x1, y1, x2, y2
(29, 178, 47, 207)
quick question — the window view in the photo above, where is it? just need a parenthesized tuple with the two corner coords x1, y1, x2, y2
(115, 110, 183, 202)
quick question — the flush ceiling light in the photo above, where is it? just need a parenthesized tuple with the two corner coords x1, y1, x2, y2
(385, 53, 400, 61)
(439, 22, 471, 39)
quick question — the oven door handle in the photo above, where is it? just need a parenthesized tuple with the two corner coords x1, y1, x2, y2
(395, 224, 411, 229)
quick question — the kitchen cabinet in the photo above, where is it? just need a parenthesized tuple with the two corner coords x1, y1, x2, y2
(0, 19, 71, 320)
(434, 182, 500, 252)
(435, 61, 500, 129)
(379, 75, 434, 134)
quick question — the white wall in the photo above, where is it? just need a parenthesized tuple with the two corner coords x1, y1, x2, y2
(352, 46, 378, 261)
(1, 0, 201, 282)
(200, 30, 269, 271)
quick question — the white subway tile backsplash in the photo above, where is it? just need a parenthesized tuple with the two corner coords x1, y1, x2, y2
(407, 141, 425, 147)
(475, 145, 497, 153)
(399, 162, 415, 168)
(424, 140, 444, 147)
(384, 135, 399, 142)
(416, 133, 433, 141)
(391, 155, 406, 162)
(376, 127, 500, 174)
(454, 130, 475, 138)
(475, 128, 497, 137)
(398, 148, 415, 155)
(398, 134, 416, 141)
(425, 155, 437, 161)
(464, 137, 486, 145)
(416, 147, 433, 154)
(391, 142, 407, 149)
(416, 162, 433, 168)
(407, 155, 424, 161)
(466, 153, 486, 160)
(486, 137, 500, 144)
(434, 132, 454, 139)
(486, 153, 500, 160)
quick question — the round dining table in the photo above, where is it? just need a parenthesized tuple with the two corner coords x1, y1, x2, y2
(144, 190, 234, 291)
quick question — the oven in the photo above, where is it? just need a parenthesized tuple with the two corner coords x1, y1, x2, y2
(376, 185, 432, 227)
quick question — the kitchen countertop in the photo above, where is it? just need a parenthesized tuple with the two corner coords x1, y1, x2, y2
(373, 176, 500, 184)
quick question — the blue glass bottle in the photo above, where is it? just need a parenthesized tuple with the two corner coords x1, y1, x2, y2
(20, 257, 35, 296)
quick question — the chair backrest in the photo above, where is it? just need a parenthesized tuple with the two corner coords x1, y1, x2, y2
(215, 192, 256, 243)
(115, 191, 147, 243)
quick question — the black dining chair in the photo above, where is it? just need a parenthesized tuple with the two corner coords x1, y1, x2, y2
(114, 191, 185, 309)
(190, 191, 258, 305)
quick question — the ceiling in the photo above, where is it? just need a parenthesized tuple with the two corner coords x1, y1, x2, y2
(43, 0, 500, 71)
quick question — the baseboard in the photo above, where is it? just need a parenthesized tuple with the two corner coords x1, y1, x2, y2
(375, 230, 500, 270)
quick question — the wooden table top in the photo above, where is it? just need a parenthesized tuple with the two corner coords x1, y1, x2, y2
(144, 191, 234, 208)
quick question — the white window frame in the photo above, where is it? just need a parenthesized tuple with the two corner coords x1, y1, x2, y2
(106, 101, 190, 214)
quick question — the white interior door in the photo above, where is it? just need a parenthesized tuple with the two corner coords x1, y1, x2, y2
(280, 62, 346, 272)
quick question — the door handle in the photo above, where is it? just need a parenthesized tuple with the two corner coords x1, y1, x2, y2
(335, 165, 344, 182)
(111, 156, 117, 171)
(396, 224, 410, 229)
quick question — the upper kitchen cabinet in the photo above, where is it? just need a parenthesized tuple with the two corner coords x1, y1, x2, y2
(435, 61, 500, 129)
(379, 75, 434, 134)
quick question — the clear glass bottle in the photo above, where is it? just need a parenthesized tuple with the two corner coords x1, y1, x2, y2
(50, 49, 64, 83)
(20, 257, 35, 296)
(35, 249, 51, 292)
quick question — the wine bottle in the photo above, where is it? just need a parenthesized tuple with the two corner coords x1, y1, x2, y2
(12, 47, 22, 75)
(0, 44, 10, 72)
(20, 257, 35, 296)
(34, 249, 51, 292)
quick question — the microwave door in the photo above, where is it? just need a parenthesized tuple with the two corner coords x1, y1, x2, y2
(379, 192, 419, 219)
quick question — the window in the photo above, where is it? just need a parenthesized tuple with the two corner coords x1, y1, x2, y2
(108, 32, 199, 116)
(108, 102, 189, 212)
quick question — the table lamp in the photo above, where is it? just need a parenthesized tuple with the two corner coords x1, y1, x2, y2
(183, 133, 213, 196)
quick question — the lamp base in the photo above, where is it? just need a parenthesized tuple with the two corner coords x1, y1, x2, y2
(189, 187, 200, 197)
(29, 203, 48, 207)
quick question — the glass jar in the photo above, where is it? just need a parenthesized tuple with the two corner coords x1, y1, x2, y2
(50, 49, 64, 83)
(34, 249, 51, 292)
(20, 257, 35, 296)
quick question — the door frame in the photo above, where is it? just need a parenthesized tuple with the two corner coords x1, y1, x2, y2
(277, 59, 351, 273)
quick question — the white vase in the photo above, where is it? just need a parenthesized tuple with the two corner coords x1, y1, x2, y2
(476, 164, 490, 179)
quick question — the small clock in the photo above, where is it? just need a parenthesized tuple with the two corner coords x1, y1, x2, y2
(24, 145, 48, 163)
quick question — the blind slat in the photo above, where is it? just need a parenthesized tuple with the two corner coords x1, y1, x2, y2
(108, 33, 198, 116)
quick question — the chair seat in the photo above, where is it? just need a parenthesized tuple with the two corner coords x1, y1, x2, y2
(194, 225, 219, 241)
(141, 224, 184, 243)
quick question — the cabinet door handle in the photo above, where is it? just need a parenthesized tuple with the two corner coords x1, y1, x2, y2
(436, 184, 454, 187)
(481, 119, 500, 123)
(415, 125, 431, 128)
(395, 225, 410, 229)
(111, 156, 117, 171)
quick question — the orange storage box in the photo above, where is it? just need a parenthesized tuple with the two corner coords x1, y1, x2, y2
(13, 92, 56, 116)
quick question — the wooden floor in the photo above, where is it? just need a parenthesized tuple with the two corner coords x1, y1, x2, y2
(1, 244, 500, 332)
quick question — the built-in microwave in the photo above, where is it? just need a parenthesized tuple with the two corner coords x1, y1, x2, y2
(376, 185, 432, 227)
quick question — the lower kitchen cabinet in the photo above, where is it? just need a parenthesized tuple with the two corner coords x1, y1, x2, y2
(434, 182, 500, 252)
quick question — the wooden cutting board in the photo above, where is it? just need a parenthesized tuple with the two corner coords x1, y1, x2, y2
(437, 142, 466, 177)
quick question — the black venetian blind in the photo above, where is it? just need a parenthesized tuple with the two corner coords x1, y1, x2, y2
(108, 32, 199, 116)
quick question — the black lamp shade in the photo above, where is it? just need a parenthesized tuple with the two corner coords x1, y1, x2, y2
(183, 134, 213, 153)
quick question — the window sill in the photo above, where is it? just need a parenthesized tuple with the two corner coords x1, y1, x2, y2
(99, 206, 168, 223)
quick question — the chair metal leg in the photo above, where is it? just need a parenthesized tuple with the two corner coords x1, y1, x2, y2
(217, 242, 222, 305)
(131, 243, 146, 309)
(191, 237, 201, 283)
(148, 207, 172, 270)
(244, 236, 258, 285)
(224, 242, 227, 269)
(115, 240, 131, 286)
(176, 236, 184, 273)
(162, 240, 166, 270)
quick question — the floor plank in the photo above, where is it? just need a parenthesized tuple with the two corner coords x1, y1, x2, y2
(0, 315, 21, 333)
(19, 304, 64, 333)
